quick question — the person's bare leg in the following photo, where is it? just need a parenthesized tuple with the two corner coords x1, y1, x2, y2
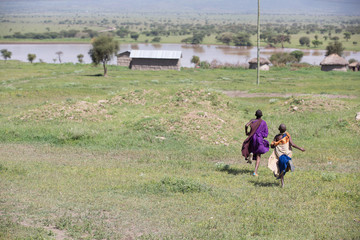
(254, 154, 261, 175)
(281, 176, 284, 188)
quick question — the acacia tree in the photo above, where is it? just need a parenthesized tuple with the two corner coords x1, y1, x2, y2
(290, 50, 304, 63)
(216, 32, 233, 45)
(55, 51, 63, 63)
(312, 40, 323, 48)
(267, 34, 290, 48)
(233, 33, 252, 46)
(299, 36, 310, 47)
(1, 49, 12, 62)
(77, 54, 84, 63)
(130, 32, 139, 41)
(88, 35, 119, 77)
(27, 53, 36, 63)
(191, 55, 200, 67)
(276, 34, 291, 48)
(326, 41, 345, 56)
(343, 32, 351, 41)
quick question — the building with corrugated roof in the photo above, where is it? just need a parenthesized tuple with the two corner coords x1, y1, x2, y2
(117, 50, 182, 71)
(117, 51, 131, 67)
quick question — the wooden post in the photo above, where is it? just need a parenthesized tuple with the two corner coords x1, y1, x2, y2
(257, 0, 260, 85)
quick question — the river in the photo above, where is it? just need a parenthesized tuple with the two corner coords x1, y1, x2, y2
(1, 43, 359, 67)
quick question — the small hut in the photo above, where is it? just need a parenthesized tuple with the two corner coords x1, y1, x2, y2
(117, 51, 131, 67)
(248, 57, 271, 71)
(349, 61, 360, 72)
(320, 54, 348, 72)
(129, 50, 182, 71)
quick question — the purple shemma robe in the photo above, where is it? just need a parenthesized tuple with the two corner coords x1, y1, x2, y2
(249, 120, 269, 156)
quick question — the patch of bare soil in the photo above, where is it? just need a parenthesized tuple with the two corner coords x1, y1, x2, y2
(43, 226, 68, 240)
(19, 100, 111, 122)
(167, 89, 228, 110)
(109, 89, 158, 106)
(168, 110, 230, 145)
(224, 90, 357, 99)
(161, 90, 233, 145)
(18, 220, 68, 240)
(285, 97, 349, 112)
(17, 90, 159, 122)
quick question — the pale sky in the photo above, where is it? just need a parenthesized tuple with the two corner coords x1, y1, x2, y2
(0, 0, 359, 15)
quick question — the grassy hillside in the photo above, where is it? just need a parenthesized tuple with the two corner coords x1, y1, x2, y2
(0, 61, 359, 239)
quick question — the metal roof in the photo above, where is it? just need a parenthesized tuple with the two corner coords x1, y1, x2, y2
(130, 50, 182, 59)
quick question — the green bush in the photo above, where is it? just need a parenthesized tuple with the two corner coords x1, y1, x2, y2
(270, 52, 297, 66)
(290, 50, 304, 63)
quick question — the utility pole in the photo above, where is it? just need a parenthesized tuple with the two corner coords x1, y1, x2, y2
(257, 0, 260, 85)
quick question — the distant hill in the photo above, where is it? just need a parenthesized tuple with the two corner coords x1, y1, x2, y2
(0, 0, 359, 15)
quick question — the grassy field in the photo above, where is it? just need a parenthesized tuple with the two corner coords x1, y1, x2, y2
(1, 13, 360, 51)
(0, 61, 359, 239)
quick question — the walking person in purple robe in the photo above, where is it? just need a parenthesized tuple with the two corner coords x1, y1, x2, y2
(241, 110, 269, 176)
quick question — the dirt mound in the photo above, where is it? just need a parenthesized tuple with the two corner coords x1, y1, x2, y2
(17, 90, 162, 122)
(286, 97, 347, 112)
(19, 100, 111, 122)
(162, 90, 233, 145)
(167, 89, 229, 110)
(109, 90, 158, 106)
(168, 110, 230, 145)
(224, 91, 356, 99)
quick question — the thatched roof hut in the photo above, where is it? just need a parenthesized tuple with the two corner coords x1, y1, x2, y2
(349, 61, 359, 72)
(248, 57, 271, 70)
(320, 54, 348, 72)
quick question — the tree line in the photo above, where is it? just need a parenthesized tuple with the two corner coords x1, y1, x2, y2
(4, 29, 99, 40)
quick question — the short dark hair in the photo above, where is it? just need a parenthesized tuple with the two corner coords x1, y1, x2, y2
(255, 110, 263, 118)
(279, 124, 286, 133)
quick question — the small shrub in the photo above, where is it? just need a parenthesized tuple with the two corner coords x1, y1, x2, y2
(191, 55, 200, 66)
(55, 216, 72, 230)
(270, 52, 296, 66)
(0, 163, 7, 172)
(143, 177, 211, 194)
(321, 172, 337, 182)
(290, 50, 304, 62)
(269, 98, 279, 104)
(199, 61, 210, 69)
(151, 37, 161, 42)
(215, 162, 230, 171)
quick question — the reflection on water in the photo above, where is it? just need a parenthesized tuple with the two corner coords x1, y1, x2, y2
(151, 44, 162, 49)
(130, 44, 139, 50)
(193, 45, 205, 53)
(312, 50, 322, 56)
(343, 51, 351, 57)
(1, 43, 359, 68)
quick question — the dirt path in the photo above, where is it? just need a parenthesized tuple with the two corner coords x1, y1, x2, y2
(223, 91, 357, 99)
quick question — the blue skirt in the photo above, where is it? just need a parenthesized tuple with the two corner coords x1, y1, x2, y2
(279, 154, 292, 176)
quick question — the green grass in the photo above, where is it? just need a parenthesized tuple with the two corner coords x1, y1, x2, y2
(1, 13, 360, 52)
(0, 61, 359, 239)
